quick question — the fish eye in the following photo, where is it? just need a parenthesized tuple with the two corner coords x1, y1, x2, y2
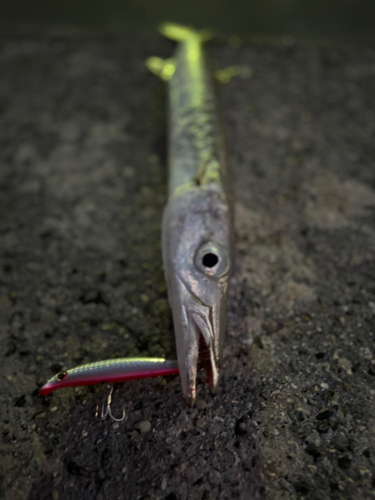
(202, 253, 218, 268)
(194, 242, 229, 278)
(57, 372, 67, 381)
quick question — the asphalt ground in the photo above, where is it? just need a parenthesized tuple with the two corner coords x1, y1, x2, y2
(0, 33, 374, 500)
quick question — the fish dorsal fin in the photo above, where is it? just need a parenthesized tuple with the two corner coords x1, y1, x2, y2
(145, 57, 176, 81)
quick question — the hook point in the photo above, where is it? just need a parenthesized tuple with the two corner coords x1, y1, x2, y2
(95, 384, 126, 422)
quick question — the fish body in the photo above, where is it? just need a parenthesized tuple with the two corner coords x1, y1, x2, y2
(149, 24, 234, 404)
(39, 358, 179, 396)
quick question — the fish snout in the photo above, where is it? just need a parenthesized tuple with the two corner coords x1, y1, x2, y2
(172, 279, 223, 404)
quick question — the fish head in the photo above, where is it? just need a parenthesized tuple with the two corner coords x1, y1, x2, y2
(163, 189, 232, 404)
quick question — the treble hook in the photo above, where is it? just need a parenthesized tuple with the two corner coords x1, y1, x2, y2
(95, 384, 126, 422)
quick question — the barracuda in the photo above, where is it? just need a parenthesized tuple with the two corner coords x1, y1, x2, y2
(147, 24, 234, 405)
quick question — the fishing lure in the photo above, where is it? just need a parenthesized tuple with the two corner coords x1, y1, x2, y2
(39, 358, 179, 396)
(147, 24, 234, 404)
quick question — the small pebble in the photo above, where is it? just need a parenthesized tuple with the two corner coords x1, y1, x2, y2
(24, 364, 37, 375)
(193, 417, 204, 428)
(82, 430, 88, 437)
(196, 398, 208, 410)
(35, 412, 46, 419)
(134, 420, 151, 433)
(235, 420, 247, 436)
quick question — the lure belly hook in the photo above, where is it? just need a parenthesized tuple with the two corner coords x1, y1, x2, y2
(147, 24, 234, 404)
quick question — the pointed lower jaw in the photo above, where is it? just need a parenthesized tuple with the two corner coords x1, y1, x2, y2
(172, 283, 221, 404)
(197, 327, 220, 394)
(186, 387, 197, 406)
(208, 365, 220, 394)
(181, 331, 220, 405)
(184, 362, 219, 406)
(182, 331, 199, 405)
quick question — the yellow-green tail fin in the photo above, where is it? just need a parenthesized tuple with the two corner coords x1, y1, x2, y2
(159, 22, 213, 43)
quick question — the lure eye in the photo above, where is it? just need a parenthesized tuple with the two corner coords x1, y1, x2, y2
(194, 242, 229, 278)
(57, 372, 67, 381)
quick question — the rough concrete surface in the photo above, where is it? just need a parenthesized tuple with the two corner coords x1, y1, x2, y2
(0, 33, 374, 500)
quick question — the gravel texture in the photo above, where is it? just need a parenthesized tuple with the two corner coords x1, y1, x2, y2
(0, 33, 374, 500)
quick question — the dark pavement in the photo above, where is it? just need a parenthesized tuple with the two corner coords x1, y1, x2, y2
(0, 33, 374, 500)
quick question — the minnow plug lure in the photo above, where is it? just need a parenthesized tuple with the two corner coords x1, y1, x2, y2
(146, 24, 234, 405)
(39, 358, 179, 396)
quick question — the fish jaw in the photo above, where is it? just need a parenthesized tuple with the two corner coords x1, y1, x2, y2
(170, 273, 224, 405)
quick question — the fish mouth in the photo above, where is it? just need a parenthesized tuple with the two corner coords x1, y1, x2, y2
(173, 276, 221, 405)
(191, 311, 220, 393)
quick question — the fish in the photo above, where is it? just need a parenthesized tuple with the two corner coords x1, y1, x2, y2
(146, 24, 234, 405)
(39, 358, 179, 396)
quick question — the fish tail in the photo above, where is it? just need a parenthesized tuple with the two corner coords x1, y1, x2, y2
(146, 23, 212, 81)
(159, 22, 213, 43)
